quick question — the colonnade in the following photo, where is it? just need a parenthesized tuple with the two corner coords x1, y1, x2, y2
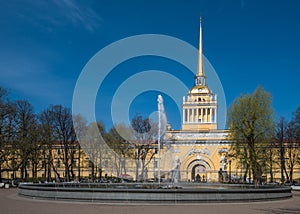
(183, 107, 217, 123)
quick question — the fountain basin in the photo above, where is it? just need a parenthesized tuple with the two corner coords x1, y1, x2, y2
(18, 183, 292, 203)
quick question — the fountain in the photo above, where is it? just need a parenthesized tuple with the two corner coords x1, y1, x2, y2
(18, 182, 292, 203)
(157, 94, 167, 185)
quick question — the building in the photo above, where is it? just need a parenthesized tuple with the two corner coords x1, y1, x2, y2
(156, 18, 230, 182)
(1, 20, 299, 184)
(154, 19, 300, 184)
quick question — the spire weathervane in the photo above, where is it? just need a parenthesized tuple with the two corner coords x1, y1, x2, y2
(197, 16, 204, 76)
(195, 17, 206, 86)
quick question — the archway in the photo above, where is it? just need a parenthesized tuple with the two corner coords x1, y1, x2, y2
(191, 164, 206, 182)
(187, 159, 211, 182)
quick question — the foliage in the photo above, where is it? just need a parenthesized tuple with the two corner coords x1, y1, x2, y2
(228, 86, 275, 184)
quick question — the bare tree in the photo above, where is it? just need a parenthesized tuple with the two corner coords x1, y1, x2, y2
(48, 105, 76, 181)
(72, 114, 88, 181)
(285, 118, 300, 184)
(0, 87, 17, 181)
(130, 115, 157, 181)
(14, 100, 37, 181)
(80, 122, 107, 181)
(105, 123, 135, 177)
(39, 109, 60, 181)
(273, 117, 289, 183)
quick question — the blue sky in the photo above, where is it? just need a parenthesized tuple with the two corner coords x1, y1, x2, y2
(1, 0, 300, 130)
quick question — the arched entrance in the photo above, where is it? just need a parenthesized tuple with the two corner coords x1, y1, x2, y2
(187, 159, 211, 182)
(191, 164, 206, 182)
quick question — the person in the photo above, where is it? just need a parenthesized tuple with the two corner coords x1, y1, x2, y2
(219, 168, 223, 183)
(196, 174, 200, 182)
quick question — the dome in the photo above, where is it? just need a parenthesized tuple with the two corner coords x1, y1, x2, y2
(189, 85, 212, 94)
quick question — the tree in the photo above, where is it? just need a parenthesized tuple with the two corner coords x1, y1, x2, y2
(130, 114, 158, 181)
(284, 106, 300, 183)
(48, 105, 76, 181)
(274, 117, 289, 183)
(14, 100, 37, 181)
(0, 87, 17, 181)
(39, 109, 60, 182)
(72, 114, 88, 181)
(228, 87, 275, 184)
(80, 122, 108, 181)
(105, 123, 134, 176)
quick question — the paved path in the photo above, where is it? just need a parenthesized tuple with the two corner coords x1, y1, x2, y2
(1, 188, 300, 214)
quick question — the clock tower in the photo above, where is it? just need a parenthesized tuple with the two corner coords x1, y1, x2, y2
(182, 18, 218, 131)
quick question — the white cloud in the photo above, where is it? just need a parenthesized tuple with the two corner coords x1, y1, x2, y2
(12, 0, 102, 33)
(52, 0, 102, 32)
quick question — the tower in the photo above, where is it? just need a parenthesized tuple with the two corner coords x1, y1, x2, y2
(182, 18, 218, 131)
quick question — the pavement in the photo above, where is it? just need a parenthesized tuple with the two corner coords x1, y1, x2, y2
(1, 188, 300, 214)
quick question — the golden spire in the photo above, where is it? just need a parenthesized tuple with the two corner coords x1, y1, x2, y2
(197, 17, 204, 76)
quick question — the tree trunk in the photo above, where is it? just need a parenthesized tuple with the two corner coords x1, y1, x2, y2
(47, 160, 51, 182)
(243, 164, 248, 183)
(280, 148, 286, 183)
(135, 159, 140, 181)
(64, 148, 70, 181)
(0, 164, 2, 182)
(289, 166, 294, 184)
(91, 162, 95, 181)
(269, 155, 273, 183)
(77, 149, 81, 181)
(31, 162, 35, 180)
(284, 168, 289, 182)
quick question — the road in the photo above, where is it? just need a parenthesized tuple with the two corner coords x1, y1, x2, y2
(1, 188, 300, 214)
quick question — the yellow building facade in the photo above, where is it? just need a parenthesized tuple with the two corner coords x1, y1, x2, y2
(156, 19, 230, 182)
(154, 19, 300, 183)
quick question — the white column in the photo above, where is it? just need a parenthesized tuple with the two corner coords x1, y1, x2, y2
(210, 108, 212, 123)
(192, 109, 195, 123)
(183, 109, 186, 124)
(196, 108, 199, 123)
(215, 108, 217, 123)
(205, 108, 208, 122)
(188, 109, 190, 123)
(200, 108, 203, 123)
(186, 109, 188, 123)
